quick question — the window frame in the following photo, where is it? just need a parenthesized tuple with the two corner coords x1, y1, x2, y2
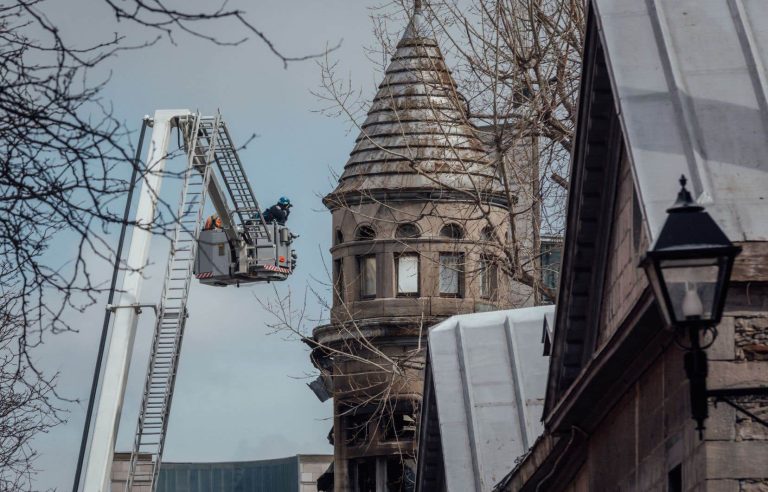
(333, 258, 344, 303)
(359, 254, 377, 299)
(439, 252, 465, 298)
(480, 225, 495, 242)
(395, 222, 421, 239)
(439, 223, 465, 240)
(354, 225, 377, 241)
(395, 253, 420, 297)
(479, 255, 499, 300)
(382, 410, 417, 441)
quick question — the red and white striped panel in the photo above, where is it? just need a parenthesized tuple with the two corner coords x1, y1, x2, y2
(263, 265, 291, 274)
(195, 272, 214, 279)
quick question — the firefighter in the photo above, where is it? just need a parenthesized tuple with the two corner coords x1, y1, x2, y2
(262, 197, 292, 225)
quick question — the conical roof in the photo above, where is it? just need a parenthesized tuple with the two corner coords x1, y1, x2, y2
(327, 6, 503, 204)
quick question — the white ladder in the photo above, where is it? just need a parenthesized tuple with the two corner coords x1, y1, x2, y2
(125, 114, 220, 490)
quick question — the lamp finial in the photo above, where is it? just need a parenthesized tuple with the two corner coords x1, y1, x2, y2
(670, 174, 702, 212)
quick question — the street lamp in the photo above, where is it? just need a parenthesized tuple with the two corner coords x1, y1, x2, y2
(641, 176, 768, 436)
(641, 176, 740, 331)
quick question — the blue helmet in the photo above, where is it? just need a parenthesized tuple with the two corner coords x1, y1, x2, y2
(279, 196, 291, 206)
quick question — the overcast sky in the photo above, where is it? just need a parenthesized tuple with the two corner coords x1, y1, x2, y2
(29, 1, 397, 489)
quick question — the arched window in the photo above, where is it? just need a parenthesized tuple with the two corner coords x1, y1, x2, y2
(439, 223, 464, 240)
(334, 229, 344, 246)
(355, 225, 377, 241)
(395, 223, 420, 239)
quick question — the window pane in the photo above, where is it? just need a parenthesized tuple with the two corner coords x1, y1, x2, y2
(361, 256, 376, 297)
(439, 254, 462, 295)
(480, 258, 498, 299)
(659, 258, 718, 321)
(440, 224, 464, 239)
(490, 263, 498, 297)
(397, 255, 419, 294)
(355, 226, 376, 241)
(396, 223, 420, 239)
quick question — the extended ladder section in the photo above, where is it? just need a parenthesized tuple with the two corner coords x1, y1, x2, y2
(201, 120, 271, 244)
(125, 115, 219, 489)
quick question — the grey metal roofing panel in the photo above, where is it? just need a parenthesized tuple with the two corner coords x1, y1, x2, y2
(427, 306, 553, 492)
(594, 0, 768, 242)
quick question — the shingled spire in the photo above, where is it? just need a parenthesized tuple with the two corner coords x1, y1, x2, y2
(328, 2, 500, 200)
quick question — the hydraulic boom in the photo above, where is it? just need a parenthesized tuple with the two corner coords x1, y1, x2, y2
(78, 110, 296, 492)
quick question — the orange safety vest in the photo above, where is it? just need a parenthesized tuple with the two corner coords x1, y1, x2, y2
(204, 215, 222, 230)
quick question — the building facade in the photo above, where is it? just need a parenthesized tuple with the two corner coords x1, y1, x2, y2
(310, 4, 537, 491)
(499, 1, 768, 490)
(112, 454, 332, 492)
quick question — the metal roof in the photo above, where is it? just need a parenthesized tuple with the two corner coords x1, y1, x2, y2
(594, 0, 768, 243)
(328, 5, 501, 198)
(424, 306, 552, 491)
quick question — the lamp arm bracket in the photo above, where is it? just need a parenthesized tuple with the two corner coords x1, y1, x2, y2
(708, 387, 768, 430)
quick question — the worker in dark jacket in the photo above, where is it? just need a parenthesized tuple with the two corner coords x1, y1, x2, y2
(262, 197, 292, 225)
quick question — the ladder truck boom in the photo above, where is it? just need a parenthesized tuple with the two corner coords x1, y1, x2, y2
(78, 110, 296, 492)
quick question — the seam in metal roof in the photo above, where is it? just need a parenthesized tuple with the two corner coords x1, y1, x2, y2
(425, 306, 553, 491)
(594, 0, 768, 242)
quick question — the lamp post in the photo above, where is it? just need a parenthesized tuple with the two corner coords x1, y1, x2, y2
(640, 176, 768, 436)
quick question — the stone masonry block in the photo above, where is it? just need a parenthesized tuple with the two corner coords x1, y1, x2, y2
(664, 348, 687, 400)
(637, 444, 664, 491)
(704, 480, 739, 492)
(684, 440, 708, 488)
(709, 317, 736, 361)
(735, 397, 768, 441)
(705, 402, 736, 441)
(639, 408, 664, 458)
(705, 441, 768, 478)
(708, 361, 768, 388)
(740, 479, 768, 492)
(735, 316, 768, 362)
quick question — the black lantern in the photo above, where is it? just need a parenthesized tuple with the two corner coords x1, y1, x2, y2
(641, 176, 741, 330)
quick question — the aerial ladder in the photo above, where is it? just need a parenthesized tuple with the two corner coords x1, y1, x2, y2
(75, 110, 296, 492)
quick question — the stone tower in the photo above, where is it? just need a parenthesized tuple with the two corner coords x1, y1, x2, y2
(311, 4, 530, 491)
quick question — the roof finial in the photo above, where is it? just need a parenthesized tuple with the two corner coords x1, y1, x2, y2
(403, 0, 426, 40)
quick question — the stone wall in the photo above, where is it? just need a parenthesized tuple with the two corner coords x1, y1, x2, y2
(598, 150, 648, 347)
(580, 343, 701, 491)
(554, 310, 768, 491)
